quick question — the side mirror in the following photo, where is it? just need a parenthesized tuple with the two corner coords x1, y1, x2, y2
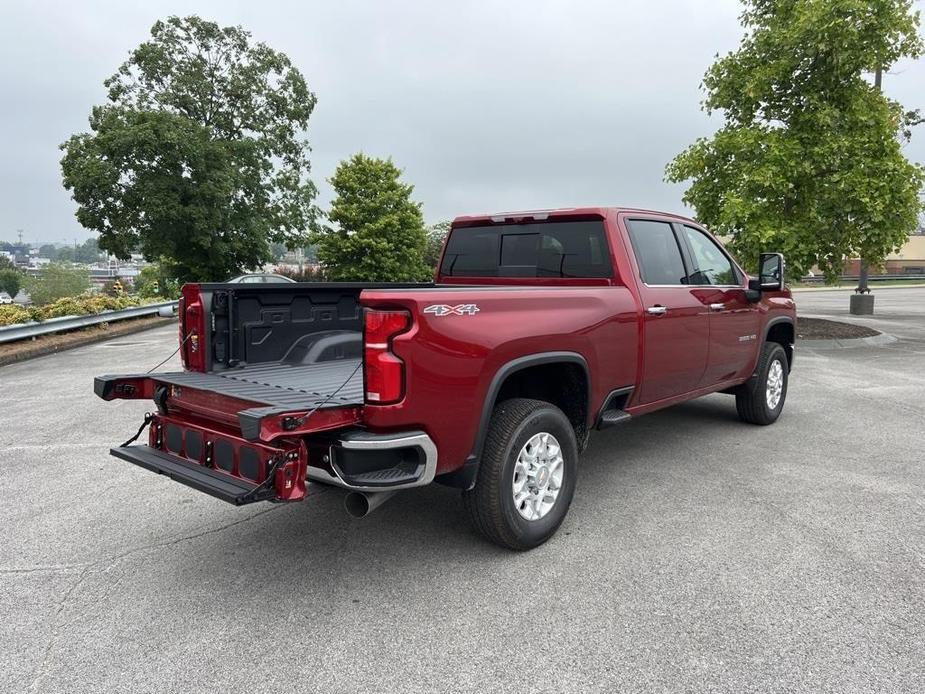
(759, 252, 784, 291)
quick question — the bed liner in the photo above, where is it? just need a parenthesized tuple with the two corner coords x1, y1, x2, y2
(150, 358, 363, 410)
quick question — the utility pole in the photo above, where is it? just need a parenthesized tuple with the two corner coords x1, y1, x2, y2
(850, 66, 881, 316)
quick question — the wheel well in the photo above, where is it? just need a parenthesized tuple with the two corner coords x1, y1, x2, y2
(767, 321, 794, 368)
(494, 362, 589, 444)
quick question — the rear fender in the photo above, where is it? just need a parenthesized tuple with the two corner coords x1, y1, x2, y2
(438, 351, 590, 489)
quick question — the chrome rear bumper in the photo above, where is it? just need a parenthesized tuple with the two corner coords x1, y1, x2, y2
(308, 430, 438, 492)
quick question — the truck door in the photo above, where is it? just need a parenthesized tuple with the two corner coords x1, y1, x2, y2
(624, 218, 710, 404)
(678, 224, 761, 386)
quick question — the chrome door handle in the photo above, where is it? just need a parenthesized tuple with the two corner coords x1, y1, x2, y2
(709, 303, 725, 312)
(646, 305, 668, 315)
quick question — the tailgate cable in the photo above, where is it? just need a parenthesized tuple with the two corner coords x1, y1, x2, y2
(120, 413, 154, 447)
(146, 332, 193, 374)
(281, 359, 363, 431)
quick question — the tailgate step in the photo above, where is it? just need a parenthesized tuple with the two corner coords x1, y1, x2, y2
(111, 445, 274, 505)
(339, 463, 421, 487)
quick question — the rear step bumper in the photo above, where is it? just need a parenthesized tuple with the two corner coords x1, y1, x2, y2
(112, 445, 277, 505)
(308, 431, 438, 492)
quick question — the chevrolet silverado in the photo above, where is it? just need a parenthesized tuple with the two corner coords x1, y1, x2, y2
(96, 207, 796, 549)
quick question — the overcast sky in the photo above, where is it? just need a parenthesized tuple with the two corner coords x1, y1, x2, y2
(1, 0, 924, 243)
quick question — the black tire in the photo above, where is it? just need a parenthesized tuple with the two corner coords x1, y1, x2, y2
(463, 398, 578, 551)
(736, 342, 789, 425)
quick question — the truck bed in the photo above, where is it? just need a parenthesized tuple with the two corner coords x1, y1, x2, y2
(150, 358, 363, 410)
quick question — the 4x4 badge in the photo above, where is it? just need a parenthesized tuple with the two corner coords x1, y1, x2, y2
(423, 304, 480, 317)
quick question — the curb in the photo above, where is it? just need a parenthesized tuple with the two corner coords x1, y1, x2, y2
(797, 332, 897, 350)
(0, 317, 175, 368)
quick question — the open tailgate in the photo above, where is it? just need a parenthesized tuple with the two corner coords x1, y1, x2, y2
(96, 368, 364, 504)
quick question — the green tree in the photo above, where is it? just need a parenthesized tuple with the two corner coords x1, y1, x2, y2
(0, 254, 14, 269)
(75, 238, 101, 264)
(0, 268, 22, 298)
(23, 263, 91, 305)
(666, 0, 925, 281)
(135, 263, 181, 299)
(38, 244, 58, 259)
(60, 15, 319, 282)
(313, 154, 431, 281)
(55, 247, 75, 263)
(424, 220, 451, 270)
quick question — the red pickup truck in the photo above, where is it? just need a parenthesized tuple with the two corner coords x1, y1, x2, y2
(96, 207, 795, 549)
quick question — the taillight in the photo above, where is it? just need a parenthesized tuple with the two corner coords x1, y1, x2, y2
(180, 284, 206, 372)
(364, 309, 411, 404)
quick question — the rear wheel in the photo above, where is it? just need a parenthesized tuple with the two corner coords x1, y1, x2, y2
(736, 342, 789, 425)
(463, 398, 578, 550)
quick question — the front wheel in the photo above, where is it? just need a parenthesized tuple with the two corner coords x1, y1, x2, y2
(463, 398, 578, 550)
(736, 342, 789, 425)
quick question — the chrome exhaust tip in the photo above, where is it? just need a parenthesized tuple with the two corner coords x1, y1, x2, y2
(344, 490, 398, 518)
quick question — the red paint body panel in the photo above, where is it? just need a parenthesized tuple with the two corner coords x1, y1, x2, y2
(361, 284, 638, 474)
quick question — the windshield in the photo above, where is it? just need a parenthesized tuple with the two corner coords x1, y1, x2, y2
(440, 220, 612, 278)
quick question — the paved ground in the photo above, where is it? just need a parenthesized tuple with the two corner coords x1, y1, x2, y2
(1, 288, 923, 693)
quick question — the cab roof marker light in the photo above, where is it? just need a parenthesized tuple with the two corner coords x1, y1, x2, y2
(489, 209, 568, 222)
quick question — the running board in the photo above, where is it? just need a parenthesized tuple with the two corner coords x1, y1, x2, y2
(597, 410, 632, 429)
(111, 445, 274, 505)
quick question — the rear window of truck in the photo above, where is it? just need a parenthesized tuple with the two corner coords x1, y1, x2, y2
(440, 220, 612, 278)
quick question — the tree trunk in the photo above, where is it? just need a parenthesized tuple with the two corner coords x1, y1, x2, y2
(851, 67, 881, 315)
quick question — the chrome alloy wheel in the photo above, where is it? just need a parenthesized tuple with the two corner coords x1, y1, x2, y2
(512, 432, 564, 521)
(766, 359, 784, 410)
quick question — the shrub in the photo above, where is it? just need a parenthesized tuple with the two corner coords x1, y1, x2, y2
(0, 294, 149, 326)
(0, 304, 32, 327)
(275, 265, 327, 282)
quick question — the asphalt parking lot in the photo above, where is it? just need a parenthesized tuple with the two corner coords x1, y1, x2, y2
(1, 287, 923, 693)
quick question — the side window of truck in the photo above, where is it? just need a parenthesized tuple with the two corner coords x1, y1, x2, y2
(681, 226, 740, 286)
(625, 219, 688, 285)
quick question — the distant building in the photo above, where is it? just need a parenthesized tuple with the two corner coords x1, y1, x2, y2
(843, 231, 925, 276)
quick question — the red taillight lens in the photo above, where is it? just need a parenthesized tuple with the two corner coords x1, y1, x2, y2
(364, 309, 411, 404)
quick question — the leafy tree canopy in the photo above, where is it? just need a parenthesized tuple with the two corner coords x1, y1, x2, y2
(424, 220, 451, 270)
(61, 15, 319, 282)
(0, 268, 22, 298)
(666, 0, 925, 281)
(24, 263, 91, 306)
(313, 154, 431, 281)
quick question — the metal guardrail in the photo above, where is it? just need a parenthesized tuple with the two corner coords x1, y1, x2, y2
(0, 300, 178, 345)
(799, 274, 925, 284)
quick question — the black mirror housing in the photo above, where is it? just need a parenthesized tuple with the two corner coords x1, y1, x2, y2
(759, 252, 785, 291)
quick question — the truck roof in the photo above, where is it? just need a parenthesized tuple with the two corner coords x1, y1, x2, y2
(452, 206, 699, 226)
